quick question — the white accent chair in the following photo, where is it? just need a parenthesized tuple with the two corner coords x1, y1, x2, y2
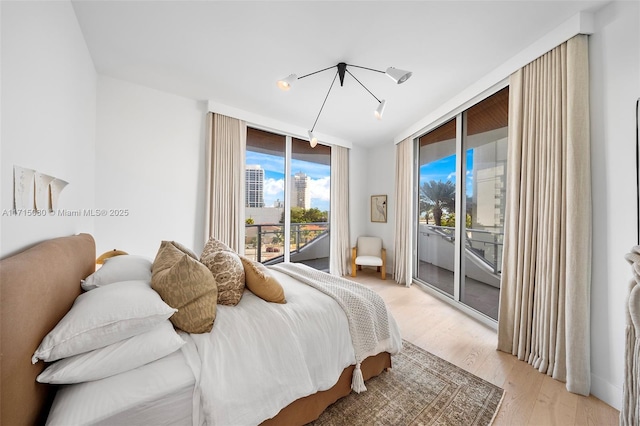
(351, 236, 386, 280)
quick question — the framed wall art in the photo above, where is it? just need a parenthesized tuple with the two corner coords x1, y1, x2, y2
(371, 195, 387, 223)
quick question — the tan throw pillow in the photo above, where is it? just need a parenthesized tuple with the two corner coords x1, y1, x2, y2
(170, 240, 198, 260)
(201, 250, 245, 306)
(152, 241, 179, 277)
(152, 241, 198, 278)
(239, 256, 286, 304)
(151, 243, 218, 333)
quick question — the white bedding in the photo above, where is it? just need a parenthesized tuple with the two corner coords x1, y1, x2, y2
(47, 268, 402, 426)
(185, 269, 402, 425)
(46, 349, 195, 425)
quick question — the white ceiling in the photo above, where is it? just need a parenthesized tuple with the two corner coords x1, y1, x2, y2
(71, 0, 607, 147)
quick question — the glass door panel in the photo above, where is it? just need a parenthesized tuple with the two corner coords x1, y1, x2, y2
(414, 86, 508, 323)
(461, 87, 509, 320)
(290, 138, 331, 271)
(245, 128, 286, 264)
(417, 118, 458, 297)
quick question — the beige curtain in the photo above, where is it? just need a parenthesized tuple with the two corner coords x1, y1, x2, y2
(497, 34, 591, 395)
(623, 247, 640, 426)
(329, 146, 350, 276)
(393, 137, 413, 286)
(204, 112, 247, 253)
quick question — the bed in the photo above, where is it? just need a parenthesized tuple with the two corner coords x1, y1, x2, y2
(0, 233, 401, 425)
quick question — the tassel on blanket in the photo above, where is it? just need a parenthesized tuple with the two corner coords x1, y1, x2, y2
(351, 362, 367, 393)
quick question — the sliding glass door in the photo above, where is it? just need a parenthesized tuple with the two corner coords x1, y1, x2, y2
(461, 88, 508, 319)
(289, 138, 331, 271)
(416, 118, 458, 297)
(415, 87, 508, 321)
(244, 128, 331, 271)
(245, 128, 286, 264)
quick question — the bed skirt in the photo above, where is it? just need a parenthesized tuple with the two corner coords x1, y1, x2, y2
(261, 351, 391, 425)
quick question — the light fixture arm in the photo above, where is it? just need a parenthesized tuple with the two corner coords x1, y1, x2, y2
(298, 64, 337, 80)
(346, 64, 386, 75)
(310, 70, 339, 133)
(345, 69, 382, 103)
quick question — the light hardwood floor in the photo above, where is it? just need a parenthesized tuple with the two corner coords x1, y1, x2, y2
(348, 268, 619, 426)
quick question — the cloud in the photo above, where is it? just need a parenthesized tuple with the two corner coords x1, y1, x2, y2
(309, 177, 330, 201)
(264, 178, 284, 195)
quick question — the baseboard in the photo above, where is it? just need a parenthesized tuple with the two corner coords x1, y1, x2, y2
(591, 373, 622, 411)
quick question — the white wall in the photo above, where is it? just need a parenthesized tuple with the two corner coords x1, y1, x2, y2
(95, 76, 207, 259)
(364, 143, 396, 271)
(0, 1, 96, 258)
(348, 142, 369, 247)
(589, 0, 639, 409)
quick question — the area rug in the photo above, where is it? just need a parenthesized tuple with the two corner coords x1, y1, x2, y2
(309, 340, 504, 425)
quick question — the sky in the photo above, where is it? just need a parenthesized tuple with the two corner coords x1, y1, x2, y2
(246, 151, 330, 211)
(419, 150, 474, 197)
(248, 148, 475, 212)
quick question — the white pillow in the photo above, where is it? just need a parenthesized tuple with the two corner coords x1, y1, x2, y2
(82, 255, 152, 291)
(36, 320, 185, 384)
(32, 281, 176, 363)
(46, 349, 194, 426)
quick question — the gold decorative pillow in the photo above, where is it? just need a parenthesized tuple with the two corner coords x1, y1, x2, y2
(151, 243, 217, 333)
(239, 256, 286, 304)
(201, 250, 245, 306)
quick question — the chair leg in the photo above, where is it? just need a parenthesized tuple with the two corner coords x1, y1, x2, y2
(381, 262, 386, 280)
(351, 247, 357, 277)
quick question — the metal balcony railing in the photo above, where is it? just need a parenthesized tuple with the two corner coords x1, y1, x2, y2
(244, 222, 329, 263)
(422, 224, 504, 274)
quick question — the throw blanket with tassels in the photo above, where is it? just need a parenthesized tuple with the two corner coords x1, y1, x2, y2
(270, 262, 393, 393)
(623, 246, 640, 426)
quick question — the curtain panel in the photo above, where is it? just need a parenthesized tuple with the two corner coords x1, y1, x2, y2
(623, 247, 640, 425)
(393, 137, 413, 287)
(497, 34, 591, 395)
(329, 146, 351, 276)
(204, 112, 247, 253)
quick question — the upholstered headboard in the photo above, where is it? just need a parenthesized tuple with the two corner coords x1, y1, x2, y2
(0, 233, 95, 425)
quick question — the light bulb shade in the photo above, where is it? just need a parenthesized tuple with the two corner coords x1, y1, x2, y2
(385, 67, 412, 84)
(308, 130, 318, 148)
(375, 100, 387, 120)
(277, 74, 298, 91)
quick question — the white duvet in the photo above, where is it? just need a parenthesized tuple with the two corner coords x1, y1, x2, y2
(183, 269, 402, 425)
(47, 269, 402, 426)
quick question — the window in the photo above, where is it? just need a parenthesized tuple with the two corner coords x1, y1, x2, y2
(290, 138, 331, 270)
(415, 87, 508, 321)
(244, 128, 331, 270)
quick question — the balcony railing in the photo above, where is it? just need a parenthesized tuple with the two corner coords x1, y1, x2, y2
(422, 224, 504, 274)
(244, 222, 329, 263)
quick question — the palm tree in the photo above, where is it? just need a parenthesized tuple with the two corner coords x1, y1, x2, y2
(420, 180, 456, 226)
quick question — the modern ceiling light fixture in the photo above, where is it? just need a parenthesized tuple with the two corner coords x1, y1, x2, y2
(277, 62, 412, 147)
